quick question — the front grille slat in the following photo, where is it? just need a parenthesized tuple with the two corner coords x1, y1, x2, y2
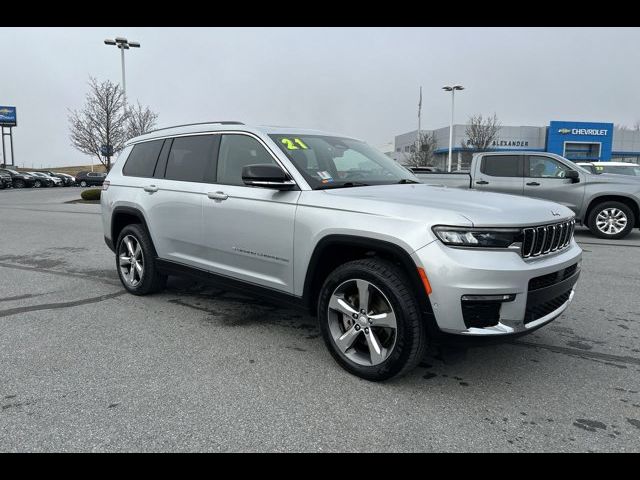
(521, 219, 575, 259)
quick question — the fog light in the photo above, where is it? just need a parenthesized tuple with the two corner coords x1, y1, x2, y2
(461, 294, 516, 302)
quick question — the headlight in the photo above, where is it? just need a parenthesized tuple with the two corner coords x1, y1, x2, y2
(432, 226, 522, 248)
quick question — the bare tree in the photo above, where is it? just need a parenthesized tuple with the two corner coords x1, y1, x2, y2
(68, 77, 129, 171)
(127, 101, 159, 139)
(404, 131, 438, 167)
(461, 113, 502, 151)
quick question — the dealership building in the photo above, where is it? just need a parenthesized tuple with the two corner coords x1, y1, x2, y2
(393, 121, 640, 170)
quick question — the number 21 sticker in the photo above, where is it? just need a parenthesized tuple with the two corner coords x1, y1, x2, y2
(281, 138, 309, 150)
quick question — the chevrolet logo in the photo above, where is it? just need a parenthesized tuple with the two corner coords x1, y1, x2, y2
(0, 108, 12, 115)
(558, 128, 571, 134)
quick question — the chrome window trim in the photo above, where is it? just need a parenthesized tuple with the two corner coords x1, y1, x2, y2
(123, 130, 310, 190)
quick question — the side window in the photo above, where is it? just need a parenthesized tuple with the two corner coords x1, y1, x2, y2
(217, 134, 278, 186)
(122, 140, 164, 178)
(165, 135, 220, 183)
(480, 155, 522, 177)
(528, 155, 572, 178)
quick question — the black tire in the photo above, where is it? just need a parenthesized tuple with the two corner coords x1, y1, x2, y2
(317, 258, 428, 381)
(34, 180, 41, 188)
(13, 179, 25, 188)
(587, 201, 635, 239)
(80, 180, 87, 187)
(115, 224, 167, 295)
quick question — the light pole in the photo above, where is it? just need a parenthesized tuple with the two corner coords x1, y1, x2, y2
(104, 37, 141, 107)
(442, 84, 464, 172)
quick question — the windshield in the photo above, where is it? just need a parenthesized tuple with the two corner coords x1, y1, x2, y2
(269, 134, 418, 189)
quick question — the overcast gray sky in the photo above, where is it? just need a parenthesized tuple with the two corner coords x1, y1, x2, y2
(1, 27, 639, 168)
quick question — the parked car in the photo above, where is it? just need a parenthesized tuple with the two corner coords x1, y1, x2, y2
(41, 170, 75, 186)
(101, 122, 582, 381)
(28, 171, 62, 188)
(575, 161, 640, 177)
(75, 171, 107, 187)
(0, 170, 12, 189)
(411, 152, 640, 240)
(0, 168, 36, 188)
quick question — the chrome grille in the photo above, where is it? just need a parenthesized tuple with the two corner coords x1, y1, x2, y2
(521, 219, 575, 258)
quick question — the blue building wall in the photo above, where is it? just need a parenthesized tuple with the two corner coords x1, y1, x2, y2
(547, 121, 614, 161)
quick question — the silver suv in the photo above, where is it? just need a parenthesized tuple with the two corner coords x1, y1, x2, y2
(101, 122, 582, 380)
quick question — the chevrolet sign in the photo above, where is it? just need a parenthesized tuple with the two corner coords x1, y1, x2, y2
(558, 127, 608, 136)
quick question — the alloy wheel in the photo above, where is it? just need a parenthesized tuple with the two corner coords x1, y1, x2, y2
(118, 235, 144, 287)
(327, 279, 397, 366)
(596, 208, 627, 235)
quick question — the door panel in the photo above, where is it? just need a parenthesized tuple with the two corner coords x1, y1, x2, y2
(473, 154, 524, 195)
(202, 185, 299, 292)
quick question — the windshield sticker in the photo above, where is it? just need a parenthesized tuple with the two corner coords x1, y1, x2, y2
(281, 138, 309, 150)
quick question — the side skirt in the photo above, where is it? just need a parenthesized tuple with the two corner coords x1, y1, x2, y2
(155, 258, 309, 312)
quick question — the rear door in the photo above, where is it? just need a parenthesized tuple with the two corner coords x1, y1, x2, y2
(523, 154, 585, 214)
(472, 154, 524, 195)
(140, 134, 220, 269)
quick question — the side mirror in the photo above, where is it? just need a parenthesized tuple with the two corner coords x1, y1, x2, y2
(565, 170, 580, 183)
(241, 164, 296, 190)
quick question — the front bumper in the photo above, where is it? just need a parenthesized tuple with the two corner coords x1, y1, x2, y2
(413, 239, 582, 336)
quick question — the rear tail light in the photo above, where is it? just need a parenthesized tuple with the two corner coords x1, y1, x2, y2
(102, 180, 110, 191)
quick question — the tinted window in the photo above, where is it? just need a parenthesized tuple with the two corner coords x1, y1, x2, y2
(481, 155, 522, 177)
(165, 135, 220, 183)
(528, 155, 572, 178)
(123, 140, 163, 178)
(217, 134, 278, 186)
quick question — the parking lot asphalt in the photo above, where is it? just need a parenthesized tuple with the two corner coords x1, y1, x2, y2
(0, 187, 639, 452)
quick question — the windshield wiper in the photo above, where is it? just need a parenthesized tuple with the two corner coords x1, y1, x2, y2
(396, 179, 421, 184)
(316, 181, 370, 190)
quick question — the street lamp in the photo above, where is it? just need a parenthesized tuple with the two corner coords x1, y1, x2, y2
(104, 37, 141, 107)
(442, 84, 464, 172)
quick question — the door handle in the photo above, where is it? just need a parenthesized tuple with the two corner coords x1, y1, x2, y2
(144, 185, 159, 193)
(207, 191, 228, 201)
(475, 180, 489, 185)
(526, 182, 541, 186)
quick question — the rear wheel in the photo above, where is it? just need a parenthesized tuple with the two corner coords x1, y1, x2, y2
(317, 258, 428, 381)
(116, 224, 167, 295)
(588, 201, 634, 239)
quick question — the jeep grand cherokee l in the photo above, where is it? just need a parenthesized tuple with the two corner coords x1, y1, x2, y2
(101, 122, 582, 381)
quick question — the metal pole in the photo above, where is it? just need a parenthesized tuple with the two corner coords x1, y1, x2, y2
(447, 90, 455, 172)
(120, 45, 127, 106)
(1, 127, 5, 168)
(9, 127, 14, 166)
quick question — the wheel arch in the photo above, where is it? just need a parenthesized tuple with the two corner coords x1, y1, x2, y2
(302, 234, 435, 327)
(111, 206, 157, 255)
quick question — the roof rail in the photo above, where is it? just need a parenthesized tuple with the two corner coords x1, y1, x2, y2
(144, 121, 245, 135)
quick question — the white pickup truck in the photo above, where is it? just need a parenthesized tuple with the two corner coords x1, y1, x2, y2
(412, 151, 640, 239)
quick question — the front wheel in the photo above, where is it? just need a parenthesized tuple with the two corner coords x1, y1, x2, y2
(116, 224, 167, 295)
(13, 179, 25, 188)
(317, 258, 428, 381)
(588, 201, 634, 239)
(34, 180, 41, 188)
(79, 180, 87, 187)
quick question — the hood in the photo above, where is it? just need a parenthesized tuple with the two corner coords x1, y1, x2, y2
(590, 172, 640, 184)
(317, 184, 574, 227)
